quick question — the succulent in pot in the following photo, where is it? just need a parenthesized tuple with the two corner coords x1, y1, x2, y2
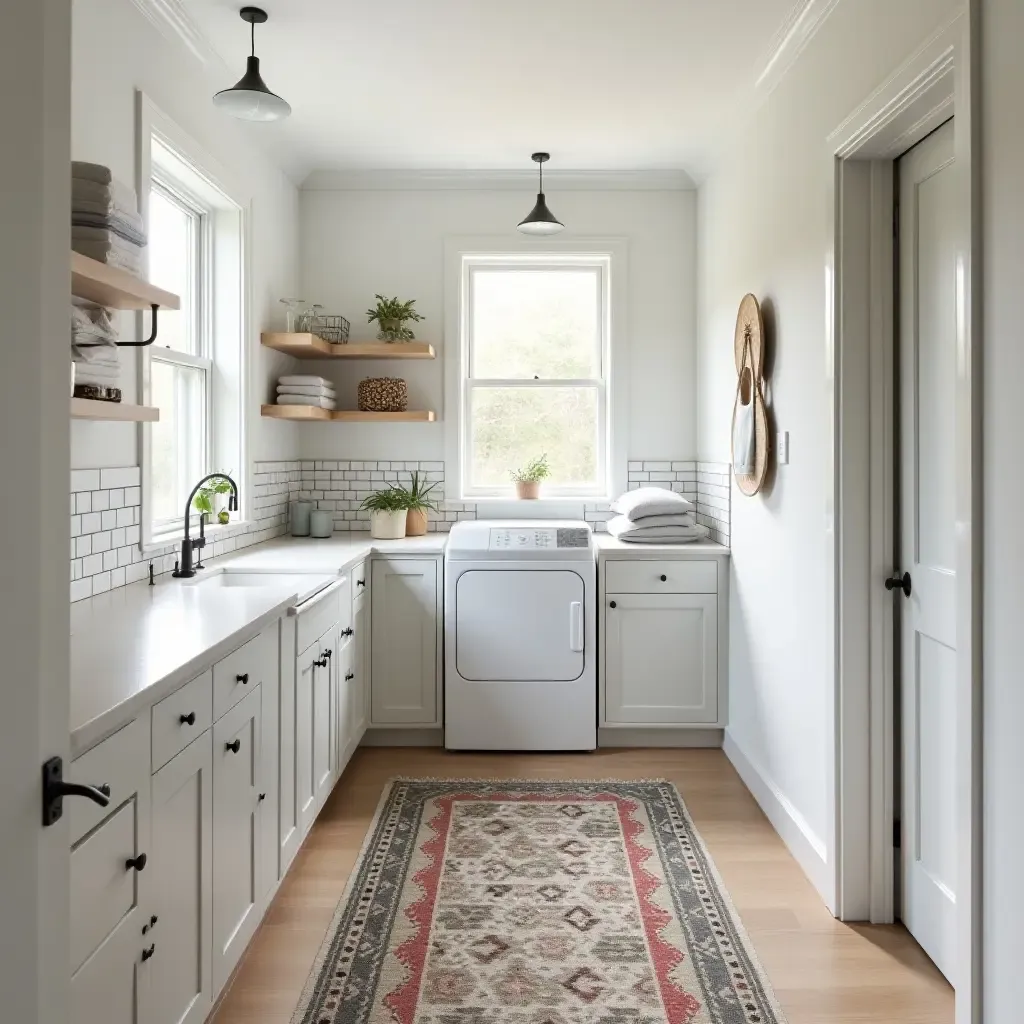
(393, 470, 441, 537)
(360, 487, 408, 539)
(366, 294, 424, 342)
(510, 453, 551, 499)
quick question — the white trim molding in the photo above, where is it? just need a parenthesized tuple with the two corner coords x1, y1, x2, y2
(301, 169, 696, 192)
(126, 0, 228, 72)
(754, 0, 842, 99)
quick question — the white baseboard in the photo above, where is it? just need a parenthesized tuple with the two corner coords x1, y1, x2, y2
(723, 731, 835, 911)
(598, 727, 724, 748)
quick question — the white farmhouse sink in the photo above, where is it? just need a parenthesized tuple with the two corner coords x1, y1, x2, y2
(185, 571, 335, 605)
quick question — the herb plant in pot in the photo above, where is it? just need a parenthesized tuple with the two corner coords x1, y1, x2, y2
(193, 474, 235, 525)
(360, 487, 408, 539)
(510, 454, 551, 499)
(395, 470, 440, 537)
(366, 294, 424, 342)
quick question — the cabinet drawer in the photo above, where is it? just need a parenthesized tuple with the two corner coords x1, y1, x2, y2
(70, 800, 138, 974)
(68, 717, 150, 846)
(604, 559, 718, 594)
(213, 626, 276, 720)
(151, 670, 213, 771)
(295, 579, 345, 653)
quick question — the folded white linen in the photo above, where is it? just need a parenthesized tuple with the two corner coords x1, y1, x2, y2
(276, 384, 336, 397)
(72, 177, 139, 217)
(607, 515, 708, 542)
(626, 512, 696, 529)
(610, 486, 694, 520)
(278, 374, 334, 387)
(72, 211, 147, 247)
(72, 242, 142, 274)
(71, 161, 119, 186)
(276, 395, 337, 410)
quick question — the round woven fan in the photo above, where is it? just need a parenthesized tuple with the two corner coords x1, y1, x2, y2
(732, 293, 769, 497)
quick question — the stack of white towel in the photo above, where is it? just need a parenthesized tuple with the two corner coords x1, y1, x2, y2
(607, 487, 709, 543)
(71, 162, 146, 275)
(71, 299, 120, 392)
(276, 375, 336, 411)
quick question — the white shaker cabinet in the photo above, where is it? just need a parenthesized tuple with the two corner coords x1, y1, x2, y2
(351, 579, 369, 744)
(312, 630, 335, 812)
(147, 733, 213, 1024)
(211, 686, 262, 993)
(294, 637, 319, 841)
(71, 909, 149, 1024)
(371, 558, 441, 726)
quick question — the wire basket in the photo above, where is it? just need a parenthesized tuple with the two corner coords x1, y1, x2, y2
(297, 312, 350, 345)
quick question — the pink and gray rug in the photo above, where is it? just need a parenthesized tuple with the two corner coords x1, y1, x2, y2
(293, 779, 785, 1024)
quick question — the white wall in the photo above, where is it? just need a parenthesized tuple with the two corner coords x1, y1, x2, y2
(70, 0, 301, 469)
(695, 0, 960, 902)
(981, 0, 1023, 1017)
(298, 185, 696, 463)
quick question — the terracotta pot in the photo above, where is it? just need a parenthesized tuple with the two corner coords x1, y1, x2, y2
(515, 480, 541, 500)
(406, 507, 429, 536)
(369, 509, 407, 539)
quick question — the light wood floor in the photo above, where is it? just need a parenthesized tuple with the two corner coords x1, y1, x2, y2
(211, 748, 952, 1024)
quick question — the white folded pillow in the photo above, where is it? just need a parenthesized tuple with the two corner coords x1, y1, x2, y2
(627, 512, 695, 529)
(610, 486, 694, 520)
(276, 395, 337, 410)
(278, 374, 333, 388)
(276, 384, 336, 397)
(607, 515, 708, 543)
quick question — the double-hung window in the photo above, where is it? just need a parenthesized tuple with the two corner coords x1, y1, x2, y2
(460, 255, 611, 498)
(147, 177, 213, 531)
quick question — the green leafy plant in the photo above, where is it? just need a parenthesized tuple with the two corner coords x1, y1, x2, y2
(510, 453, 551, 484)
(359, 487, 408, 513)
(392, 470, 440, 512)
(366, 294, 424, 342)
(193, 474, 234, 524)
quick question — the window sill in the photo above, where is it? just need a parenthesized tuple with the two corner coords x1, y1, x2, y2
(144, 519, 255, 555)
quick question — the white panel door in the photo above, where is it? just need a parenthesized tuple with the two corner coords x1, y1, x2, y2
(898, 119, 957, 982)
(211, 687, 262, 994)
(312, 629, 335, 810)
(148, 733, 213, 1024)
(277, 619, 299, 878)
(70, 910, 147, 1024)
(350, 591, 369, 745)
(371, 559, 439, 725)
(456, 570, 585, 681)
(295, 638, 318, 837)
(605, 593, 718, 724)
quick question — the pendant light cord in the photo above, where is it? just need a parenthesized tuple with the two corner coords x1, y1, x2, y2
(251, 19, 255, 57)
(539, 159, 543, 195)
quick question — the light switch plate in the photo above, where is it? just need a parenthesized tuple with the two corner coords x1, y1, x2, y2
(776, 431, 790, 465)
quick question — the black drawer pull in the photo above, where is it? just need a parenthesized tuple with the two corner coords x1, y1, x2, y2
(141, 944, 155, 962)
(314, 656, 328, 668)
(345, 672, 355, 681)
(126, 853, 148, 872)
(341, 627, 353, 637)
(323, 649, 332, 659)
(356, 579, 365, 587)
(258, 792, 266, 802)
(609, 600, 617, 609)
(226, 739, 241, 754)
(236, 672, 249, 685)
(179, 711, 196, 726)
(659, 574, 668, 582)
(142, 914, 158, 935)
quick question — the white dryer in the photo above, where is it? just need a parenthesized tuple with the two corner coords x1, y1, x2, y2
(444, 520, 596, 751)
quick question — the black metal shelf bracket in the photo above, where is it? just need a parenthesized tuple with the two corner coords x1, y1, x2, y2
(116, 304, 160, 347)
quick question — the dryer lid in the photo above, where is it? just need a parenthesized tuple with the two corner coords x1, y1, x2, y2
(446, 520, 594, 561)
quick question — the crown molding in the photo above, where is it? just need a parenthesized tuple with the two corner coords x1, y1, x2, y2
(300, 168, 696, 192)
(127, 0, 229, 75)
(753, 0, 842, 99)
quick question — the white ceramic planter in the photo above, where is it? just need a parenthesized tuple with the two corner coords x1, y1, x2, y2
(369, 509, 408, 539)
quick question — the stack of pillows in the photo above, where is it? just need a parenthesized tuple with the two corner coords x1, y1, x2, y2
(607, 487, 708, 544)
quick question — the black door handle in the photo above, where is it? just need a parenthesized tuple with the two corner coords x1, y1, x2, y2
(126, 853, 148, 872)
(180, 711, 196, 726)
(341, 627, 353, 637)
(236, 672, 249, 685)
(142, 914, 158, 934)
(356, 579, 365, 587)
(314, 656, 328, 668)
(225, 739, 241, 754)
(41, 756, 110, 826)
(884, 572, 912, 597)
(141, 944, 155, 962)
(345, 672, 355, 681)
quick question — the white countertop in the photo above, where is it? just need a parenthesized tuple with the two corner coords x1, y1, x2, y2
(594, 536, 730, 557)
(219, 533, 447, 574)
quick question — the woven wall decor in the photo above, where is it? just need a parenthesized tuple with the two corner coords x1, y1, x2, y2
(358, 377, 409, 412)
(731, 293, 769, 496)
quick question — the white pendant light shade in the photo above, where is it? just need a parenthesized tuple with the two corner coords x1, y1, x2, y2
(518, 153, 564, 235)
(213, 8, 291, 122)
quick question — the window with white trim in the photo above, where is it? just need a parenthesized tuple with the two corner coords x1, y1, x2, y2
(460, 255, 610, 498)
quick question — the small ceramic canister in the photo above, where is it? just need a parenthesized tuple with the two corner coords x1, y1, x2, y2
(309, 510, 333, 538)
(290, 500, 312, 537)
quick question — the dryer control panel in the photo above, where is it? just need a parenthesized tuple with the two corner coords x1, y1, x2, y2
(488, 526, 591, 551)
(446, 520, 594, 561)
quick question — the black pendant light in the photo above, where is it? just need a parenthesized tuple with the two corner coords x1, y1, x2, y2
(517, 152, 565, 235)
(213, 7, 291, 122)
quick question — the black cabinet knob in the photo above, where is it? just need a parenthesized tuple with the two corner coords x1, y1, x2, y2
(126, 853, 148, 872)
(314, 656, 327, 668)
(356, 579, 365, 587)
(659, 574, 668, 582)
(142, 914, 158, 935)
(884, 572, 912, 597)
(180, 711, 196, 726)
(345, 672, 355, 681)
(141, 944, 155, 962)
(323, 649, 332, 659)
(341, 627, 353, 637)
(609, 600, 617, 609)
(236, 672, 249, 685)
(258, 792, 266, 802)
(225, 739, 241, 754)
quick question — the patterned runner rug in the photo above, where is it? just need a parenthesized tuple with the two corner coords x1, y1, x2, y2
(292, 779, 785, 1024)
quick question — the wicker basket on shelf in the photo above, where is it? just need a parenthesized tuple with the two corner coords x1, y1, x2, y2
(358, 377, 408, 412)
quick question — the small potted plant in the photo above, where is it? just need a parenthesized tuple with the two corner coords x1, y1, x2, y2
(366, 294, 424, 342)
(395, 470, 440, 537)
(360, 487, 409, 539)
(193, 474, 235, 525)
(510, 453, 551, 500)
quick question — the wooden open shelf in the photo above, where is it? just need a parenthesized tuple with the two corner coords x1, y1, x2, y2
(71, 398, 160, 422)
(261, 405, 435, 423)
(262, 333, 435, 360)
(71, 252, 180, 310)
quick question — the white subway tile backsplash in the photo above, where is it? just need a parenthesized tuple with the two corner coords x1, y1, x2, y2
(100, 466, 140, 489)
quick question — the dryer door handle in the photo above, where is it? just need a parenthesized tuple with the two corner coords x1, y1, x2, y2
(569, 601, 584, 653)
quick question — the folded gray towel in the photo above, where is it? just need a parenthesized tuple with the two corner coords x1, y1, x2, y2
(72, 209, 147, 247)
(71, 177, 138, 217)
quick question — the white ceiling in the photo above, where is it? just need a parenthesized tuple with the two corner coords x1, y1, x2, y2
(180, 0, 806, 181)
